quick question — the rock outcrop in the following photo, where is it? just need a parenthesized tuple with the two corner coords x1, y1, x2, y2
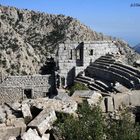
(0, 5, 139, 75)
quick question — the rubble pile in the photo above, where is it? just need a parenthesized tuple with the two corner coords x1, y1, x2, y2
(0, 95, 78, 140)
(0, 89, 140, 139)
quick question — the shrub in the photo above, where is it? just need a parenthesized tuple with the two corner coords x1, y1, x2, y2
(55, 101, 105, 140)
(55, 103, 140, 140)
(68, 82, 88, 96)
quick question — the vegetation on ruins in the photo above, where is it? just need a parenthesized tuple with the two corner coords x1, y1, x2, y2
(68, 82, 89, 96)
(55, 101, 140, 140)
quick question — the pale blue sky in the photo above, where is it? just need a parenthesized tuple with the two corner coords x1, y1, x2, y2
(0, 0, 140, 46)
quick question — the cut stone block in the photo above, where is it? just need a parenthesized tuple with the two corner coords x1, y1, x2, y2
(113, 93, 129, 110)
(106, 97, 114, 112)
(87, 92, 102, 106)
(22, 128, 42, 140)
(42, 134, 50, 140)
(28, 108, 57, 135)
(22, 103, 32, 123)
(8, 136, 16, 140)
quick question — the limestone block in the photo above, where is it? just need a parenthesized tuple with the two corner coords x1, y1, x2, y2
(129, 91, 140, 106)
(106, 97, 114, 112)
(11, 102, 21, 111)
(22, 103, 32, 123)
(0, 106, 6, 123)
(113, 93, 129, 110)
(87, 92, 102, 106)
(42, 134, 50, 140)
(22, 128, 42, 140)
(100, 99, 106, 112)
(8, 136, 16, 140)
(28, 109, 57, 135)
(61, 101, 78, 114)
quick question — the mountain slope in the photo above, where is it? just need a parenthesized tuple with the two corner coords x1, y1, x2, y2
(133, 43, 140, 53)
(0, 5, 139, 75)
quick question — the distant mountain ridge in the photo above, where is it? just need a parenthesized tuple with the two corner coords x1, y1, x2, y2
(0, 5, 140, 75)
(133, 43, 140, 53)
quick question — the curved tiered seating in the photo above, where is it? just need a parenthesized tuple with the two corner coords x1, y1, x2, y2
(75, 76, 111, 93)
(86, 66, 134, 88)
(75, 54, 140, 93)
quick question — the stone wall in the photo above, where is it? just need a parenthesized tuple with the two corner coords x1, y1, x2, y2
(0, 87, 22, 104)
(0, 75, 53, 104)
(58, 41, 119, 87)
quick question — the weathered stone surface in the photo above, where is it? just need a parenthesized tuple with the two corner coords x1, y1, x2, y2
(22, 103, 32, 123)
(87, 91, 102, 106)
(112, 93, 129, 110)
(22, 128, 42, 140)
(8, 136, 16, 140)
(100, 99, 106, 112)
(42, 134, 50, 140)
(0, 106, 6, 123)
(11, 102, 21, 111)
(28, 108, 57, 135)
(129, 91, 140, 106)
(0, 118, 26, 140)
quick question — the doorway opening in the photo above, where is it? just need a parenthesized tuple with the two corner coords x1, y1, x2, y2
(24, 89, 32, 99)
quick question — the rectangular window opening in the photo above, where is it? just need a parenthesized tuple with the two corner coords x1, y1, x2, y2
(90, 50, 93, 55)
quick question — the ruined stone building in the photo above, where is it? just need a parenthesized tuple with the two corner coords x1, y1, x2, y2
(0, 75, 54, 104)
(57, 41, 119, 87)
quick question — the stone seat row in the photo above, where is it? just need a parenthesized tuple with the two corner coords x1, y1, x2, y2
(89, 64, 140, 86)
(86, 66, 134, 89)
(94, 60, 140, 79)
(94, 56, 140, 78)
(75, 76, 111, 93)
(95, 56, 140, 78)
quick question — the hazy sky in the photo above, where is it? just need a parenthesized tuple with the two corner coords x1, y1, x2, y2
(0, 0, 140, 46)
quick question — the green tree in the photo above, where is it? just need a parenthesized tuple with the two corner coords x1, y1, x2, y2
(106, 108, 140, 140)
(55, 101, 105, 140)
(68, 82, 89, 96)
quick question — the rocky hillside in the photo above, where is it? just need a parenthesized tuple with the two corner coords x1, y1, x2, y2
(0, 5, 139, 75)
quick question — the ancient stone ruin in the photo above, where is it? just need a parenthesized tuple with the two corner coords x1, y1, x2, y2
(1, 41, 140, 139)
(57, 41, 119, 87)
